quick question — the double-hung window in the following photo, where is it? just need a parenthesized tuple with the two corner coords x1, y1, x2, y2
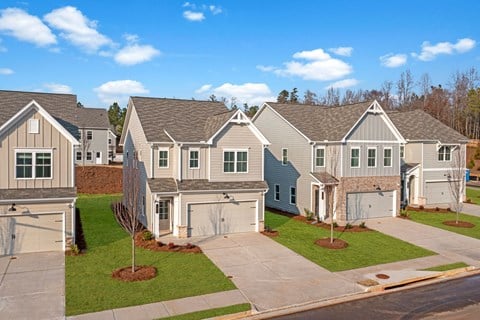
(290, 186, 296, 205)
(76, 152, 82, 161)
(315, 147, 325, 167)
(159, 149, 169, 168)
(351, 147, 360, 168)
(282, 148, 288, 165)
(86, 130, 93, 140)
(383, 148, 392, 167)
(15, 150, 52, 179)
(189, 149, 199, 169)
(223, 150, 248, 173)
(274, 184, 280, 201)
(367, 147, 376, 168)
(438, 146, 451, 161)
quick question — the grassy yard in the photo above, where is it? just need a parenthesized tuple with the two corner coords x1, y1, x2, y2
(159, 303, 251, 320)
(408, 211, 480, 240)
(466, 187, 480, 205)
(265, 211, 435, 272)
(422, 262, 469, 272)
(66, 194, 236, 316)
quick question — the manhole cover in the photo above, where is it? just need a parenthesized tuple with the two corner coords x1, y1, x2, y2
(376, 273, 390, 279)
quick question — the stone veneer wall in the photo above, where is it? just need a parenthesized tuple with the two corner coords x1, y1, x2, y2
(335, 176, 401, 223)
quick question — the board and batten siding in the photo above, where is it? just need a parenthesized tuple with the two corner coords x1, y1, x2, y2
(346, 113, 397, 141)
(181, 146, 208, 179)
(0, 109, 73, 189)
(209, 123, 263, 182)
(342, 143, 400, 177)
(253, 106, 312, 214)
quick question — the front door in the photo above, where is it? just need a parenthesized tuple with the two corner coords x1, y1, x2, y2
(157, 200, 171, 235)
(95, 152, 102, 164)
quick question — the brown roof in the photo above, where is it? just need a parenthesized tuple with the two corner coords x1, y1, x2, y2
(177, 180, 268, 191)
(311, 172, 339, 185)
(130, 97, 230, 143)
(265, 101, 372, 141)
(76, 107, 110, 129)
(387, 109, 468, 143)
(0, 90, 79, 137)
(147, 178, 178, 193)
(0, 187, 76, 201)
(401, 162, 420, 173)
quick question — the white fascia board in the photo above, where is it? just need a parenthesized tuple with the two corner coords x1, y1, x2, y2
(119, 98, 134, 146)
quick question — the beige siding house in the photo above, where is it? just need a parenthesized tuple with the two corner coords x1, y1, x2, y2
(120, 97, 269, 238)
(0, 90, 80, 255)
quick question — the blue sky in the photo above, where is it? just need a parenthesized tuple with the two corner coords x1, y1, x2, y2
(0, 1, 479, 108)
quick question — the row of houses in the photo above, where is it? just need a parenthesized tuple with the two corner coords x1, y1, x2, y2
(0, 90, 467, 255)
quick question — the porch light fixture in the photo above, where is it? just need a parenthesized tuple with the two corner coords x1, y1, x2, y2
(222, 192, 230, 199)
(8, 203, 16, 212)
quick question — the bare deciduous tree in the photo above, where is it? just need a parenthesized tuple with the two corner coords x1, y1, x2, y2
(79, 128, 91, 168)
(447, 147, 466, 224)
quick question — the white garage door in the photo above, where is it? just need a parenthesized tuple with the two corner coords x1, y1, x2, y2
(0, 213, 64, 255)
(425, 182, 452, 205)
(346, 191, 394, 221)
(188, 201, 257, 237)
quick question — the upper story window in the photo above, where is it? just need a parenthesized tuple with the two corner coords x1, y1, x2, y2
(86, 152, 92, 161)
(438, 146, 451, 161)
(15, 150, 52, 179)
(282, 148, 288, 166)
(384, 148, 392, 167)
(86, 130, 93, 140)
(159, 149, 169, 168)
(274, 184, 280, 201)
(315, 147, 325, 167)
(28, 119, 39, 134)
(350, 147, 360, 168)
(223, 150, 248, 173)
(189, 149, 199, 169)
(76, 152, 82, 161)
(367, 147, 376, 168)
(400, 145, 405, 159)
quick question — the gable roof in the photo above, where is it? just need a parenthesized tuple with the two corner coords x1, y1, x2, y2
(76, 107, 110, 129)
(387, 109, 468, 144)
(0, 90, 79, 137)
(129, 97, 232, 143)
(263, 101, 373, 141)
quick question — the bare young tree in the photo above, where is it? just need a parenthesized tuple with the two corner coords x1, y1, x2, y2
(112, 151, 142, 272)
(79, 128, 91, 167)
(447, 147, 466, 224)
(326, 145, 340, 243)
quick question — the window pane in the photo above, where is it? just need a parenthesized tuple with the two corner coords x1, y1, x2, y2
(224, 162, 235, 172)
(384, 149, 392, 167)
(224, 152, 235, 172)
(316, 148, 324, 167)
(282, 149, 288, 165)
(159, 150, 168, 167)
(368, 149, 376, 167)
(237, 151, 247, 162)
(237, 151, 247, 172)
(351, 149, 359, 167)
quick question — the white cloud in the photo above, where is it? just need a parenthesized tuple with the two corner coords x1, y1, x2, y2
(0, 68, 14, 75)
(293, 48, 331, 60)
(380, 53, 407, 68)
(183, 10, 205, 22)
(325, 78, 359, 89)
(114, 44, 160, 65)
(183, 2, 193, 8)
(328, 46, 353, 57)
(44, 6, 112, 53)
(209, 5, 222, 15)
(0, 8, 56, 46)
(195, 84, 212, 94)
(412, 38, 476, 61)
(256, 65, 276, 72)
(43, 83, 72, 93)
(207, 82, 275, 106)
(94, 80, 149, 105)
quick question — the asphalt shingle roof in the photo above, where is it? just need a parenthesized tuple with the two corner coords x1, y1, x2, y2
(387, 109, 468, 143)
(147, 178, 178, 193)
(131, 97, 230, 143)
(310, 172, 339, 185)
(147, 178, 268, 193)
(266, 101, 372, 141)
(76, 107, 110, 129)
(0, 187, 76, 200)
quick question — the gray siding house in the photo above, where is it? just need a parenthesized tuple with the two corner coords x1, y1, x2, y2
(0, 90, 80, 254)
(75, 107, 111, 165)
(120, 97, 269, 238)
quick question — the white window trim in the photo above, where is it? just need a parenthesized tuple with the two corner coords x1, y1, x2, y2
(28, 119, 39, 134)
(315, 146, 326, 168)
(350, 147, 360, 168)
(367, 147, 377, 168)
(274, 184, 280, 201)
(14, 148, 53, 180)
(281, 148, 288, 166)
(76, 151, 82, 161)
(289, 186, 296, 205)
(438, 146, 452, 162)
(223, 149, 249, 173)
(158, 148, 169, 168)
(188, 148, 200, 169)
(86, 152, 93, 161)
(383, 147, 392, 168)
(86, 130, 93, 141)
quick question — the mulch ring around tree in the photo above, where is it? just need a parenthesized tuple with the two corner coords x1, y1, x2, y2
(134, 232, 202, 253)
(112, 265, 157, 282)
(261, 230, 279, 237)
(292, 216, 372, 232)
(442, 220, 475, 228)
(315, 237, 349, 249)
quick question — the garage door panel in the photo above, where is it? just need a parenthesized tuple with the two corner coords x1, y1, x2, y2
(347, 191, 394, 221)
(0, 213, 63, 255)
(188, 201, 256, 237)
(425, 182, 452, 205)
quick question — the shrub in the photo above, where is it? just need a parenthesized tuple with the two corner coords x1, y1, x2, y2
(419, 205, 424, 210)
(435, 207, 440, 212)
(142, 230, 153, 241)
(399, 210, 409, 218)
(264, 225, 272, 232)
(304, 208, 315, 221)
(359, 221, 366, 228)
(333, 222, 338, 228)
(345, 223, 353, 229)
(168, 242, 176, 249)
(70, 244, 80, 255)
(468, 159, 475, 169)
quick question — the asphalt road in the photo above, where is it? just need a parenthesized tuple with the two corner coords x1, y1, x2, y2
(270, 274, 480, 320)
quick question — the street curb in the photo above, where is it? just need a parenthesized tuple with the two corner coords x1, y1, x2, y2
(240, 267, 480, 319)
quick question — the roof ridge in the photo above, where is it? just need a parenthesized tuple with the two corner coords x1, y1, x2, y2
(131, 96, 225, 104)
(0, 89, 76, 97)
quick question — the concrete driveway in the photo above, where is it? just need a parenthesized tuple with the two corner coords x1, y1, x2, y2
(463, 203, 480, 217)
(367, 218, 480, 266)
(196, 233, 361, 311)
(0, 251, 65, 320)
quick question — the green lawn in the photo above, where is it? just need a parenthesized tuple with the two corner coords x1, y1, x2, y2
(66, 194, 236, 316)
(466, 187, 480, 205)
(265, 211, 435, 272)
(159, 303, 251, 320)
(422, 262, 469, 272)
(408, 211, 480, 240)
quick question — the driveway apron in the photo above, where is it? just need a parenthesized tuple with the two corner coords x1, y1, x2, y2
(197, 233, 361, 311)
(0, 251, 65, 320)
(368, 217, 480, 266)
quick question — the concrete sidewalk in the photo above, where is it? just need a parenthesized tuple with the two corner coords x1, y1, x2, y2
(67, 289, 248, 320)
(463, 203, 480, 217)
